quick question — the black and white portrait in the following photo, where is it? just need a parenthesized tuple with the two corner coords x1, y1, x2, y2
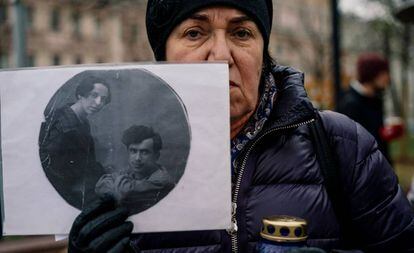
(2, 63, 230, 235)
(38, 69, 191, 214)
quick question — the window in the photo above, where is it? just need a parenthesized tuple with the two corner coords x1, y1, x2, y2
(0, 53, 8, 68)
(72, 11, 81, 37)
(95, 17, 102, 38)
(26, 5, 34, 28)
(52, 54, 60, 65)
(130, 24, 138, 43)
(75, 55, 82, 64)
(50, 7, 60, 31)
(0, 2, 7, 23)
(27, 54, 35, 67)
(119, 22, 123, 39)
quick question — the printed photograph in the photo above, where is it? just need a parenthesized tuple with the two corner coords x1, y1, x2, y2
(38, 69, 191, 214)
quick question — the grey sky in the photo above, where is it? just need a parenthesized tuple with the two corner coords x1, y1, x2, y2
(340, 0, 388, 19)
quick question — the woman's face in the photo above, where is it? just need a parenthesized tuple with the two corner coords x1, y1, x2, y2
(166, 6, 264, 124)
(78, 83, 109, 115)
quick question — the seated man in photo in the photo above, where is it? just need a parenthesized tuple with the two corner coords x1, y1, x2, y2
(95, 125, 174, 213)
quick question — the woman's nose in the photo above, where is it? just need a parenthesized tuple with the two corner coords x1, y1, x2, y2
(94, 96, 102, 106)
(207, 33, 234, 66)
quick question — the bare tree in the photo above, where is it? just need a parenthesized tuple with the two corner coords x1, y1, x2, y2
(294, 2, 330, 86)
(366, 0, 413, 160)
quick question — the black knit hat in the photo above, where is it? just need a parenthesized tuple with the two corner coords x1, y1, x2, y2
(146, 0, 273, 60)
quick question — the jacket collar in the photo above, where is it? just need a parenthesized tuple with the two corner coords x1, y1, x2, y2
(267, 65, 315, 129)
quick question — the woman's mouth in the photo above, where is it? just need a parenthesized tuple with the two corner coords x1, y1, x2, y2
(230, 81, 239, 88)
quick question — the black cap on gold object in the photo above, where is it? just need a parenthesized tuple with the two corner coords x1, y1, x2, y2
(146, 0, 273, 60)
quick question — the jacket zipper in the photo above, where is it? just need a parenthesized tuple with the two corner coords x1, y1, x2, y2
(227, 118, 315, 253)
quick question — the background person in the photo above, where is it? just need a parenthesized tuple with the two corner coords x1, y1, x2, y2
(336, 53, 399, 162)
(39, 75, 111, 210)
(67, 1, 414, 253)
(95, 125, 174, 214)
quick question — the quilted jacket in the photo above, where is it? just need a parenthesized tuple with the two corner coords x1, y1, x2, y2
(131, 66, 414, 253)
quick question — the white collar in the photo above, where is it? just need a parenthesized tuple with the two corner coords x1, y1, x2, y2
(351, 80, 370, 96)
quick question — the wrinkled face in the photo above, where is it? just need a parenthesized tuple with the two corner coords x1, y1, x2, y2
(78, 83, 109, 115)
(128, 138, 158, 172)
(165, 6, 264, 123)
(373, 71, 390, 91)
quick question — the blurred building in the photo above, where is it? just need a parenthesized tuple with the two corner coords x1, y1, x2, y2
(341, 14, 383, 81)
(272, 0, 333, 108)
(0, 0, 152, 67)
(0, 0, 10, 67)
(0, 0, 333, 105)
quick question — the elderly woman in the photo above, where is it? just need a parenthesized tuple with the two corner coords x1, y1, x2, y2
(67, 1, 414, 252)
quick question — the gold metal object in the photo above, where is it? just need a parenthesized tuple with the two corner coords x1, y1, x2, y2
(260, 215, 308, 243)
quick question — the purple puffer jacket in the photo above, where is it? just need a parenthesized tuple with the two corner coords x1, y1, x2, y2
(131, 66, 414, 253)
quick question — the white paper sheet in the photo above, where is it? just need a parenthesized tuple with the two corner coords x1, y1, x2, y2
(0, 63, 231, 235)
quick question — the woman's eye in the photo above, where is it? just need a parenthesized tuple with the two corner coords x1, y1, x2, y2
(89, 92, 99, 98)
(185, 29, 202, 40)
(234, 29, 252, 40)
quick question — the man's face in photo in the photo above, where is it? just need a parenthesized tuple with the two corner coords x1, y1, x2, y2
(128, 138, 158, 172)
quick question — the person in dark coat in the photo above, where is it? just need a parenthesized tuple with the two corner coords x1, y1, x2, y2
(39, 75, 111, 210)
(336, 53, 391, 161)
(67, 1, 414, 253)
(95, 125, 174, 214)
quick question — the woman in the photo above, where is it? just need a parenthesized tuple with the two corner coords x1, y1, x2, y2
(67, 1, 414, 252)
(39, 75, 110, 209)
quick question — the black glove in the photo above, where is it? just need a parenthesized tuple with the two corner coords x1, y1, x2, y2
(68, 195, 136, 253)
(331, 250, 364, 253)
(288, 248, 326, 253)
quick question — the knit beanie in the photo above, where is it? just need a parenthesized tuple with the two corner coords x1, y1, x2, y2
(146, 0, 273, 60)
(357, 53, 389, 84)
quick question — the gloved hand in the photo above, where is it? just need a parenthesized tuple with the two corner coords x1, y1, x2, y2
(331, 250, 364, 253)
(288, 248, 326, 253)
(68, 195, 135, 253)
(288, 249, 363, 253)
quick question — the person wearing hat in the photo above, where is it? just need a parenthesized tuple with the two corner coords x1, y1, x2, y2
(67, 1, 414, 253)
